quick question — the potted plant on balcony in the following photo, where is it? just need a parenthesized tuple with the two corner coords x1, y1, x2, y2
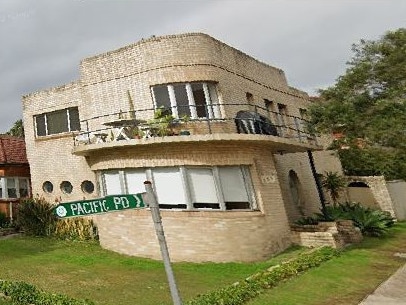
(148, 107, 176, 137)
(179, 114, 191, 135)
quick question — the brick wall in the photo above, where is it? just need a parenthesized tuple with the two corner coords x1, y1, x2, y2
(22, 33, 343, 262)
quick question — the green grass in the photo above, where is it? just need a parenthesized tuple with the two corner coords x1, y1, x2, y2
(0, 236, 306, 305)
(1, 222, 406, 305)
(247, 222, 406, 305)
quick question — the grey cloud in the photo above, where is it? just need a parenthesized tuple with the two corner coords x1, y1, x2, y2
(1, 0, 405, 132)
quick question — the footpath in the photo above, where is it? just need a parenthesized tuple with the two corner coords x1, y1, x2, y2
(359, 263, 406, 304)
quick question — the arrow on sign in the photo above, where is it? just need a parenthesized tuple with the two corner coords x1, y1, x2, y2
(54, 193, 146, 218)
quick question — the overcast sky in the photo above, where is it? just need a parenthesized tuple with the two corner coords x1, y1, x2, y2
(0, 0, 405, 132)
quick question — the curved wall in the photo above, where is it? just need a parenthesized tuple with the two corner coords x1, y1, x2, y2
(90, 142, 292, 262)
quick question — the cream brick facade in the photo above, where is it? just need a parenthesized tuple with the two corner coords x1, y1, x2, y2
(22, 33, 342, 262)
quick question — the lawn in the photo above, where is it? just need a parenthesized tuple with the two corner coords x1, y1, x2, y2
(0, 236, 305, 305)
(1, 222, 406, 305)
(247, 222, 406, 305)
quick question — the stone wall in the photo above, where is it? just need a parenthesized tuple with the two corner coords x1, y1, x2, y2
(291, 220, 363, 249)
(347, 176, 396, 217)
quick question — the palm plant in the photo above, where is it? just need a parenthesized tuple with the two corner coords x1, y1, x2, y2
(321, 171, 347, 205)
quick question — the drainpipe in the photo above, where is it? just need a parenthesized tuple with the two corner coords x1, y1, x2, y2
(307, 150, 328, 218)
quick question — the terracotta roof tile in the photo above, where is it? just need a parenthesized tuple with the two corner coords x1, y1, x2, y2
(0, 135, 28, 164)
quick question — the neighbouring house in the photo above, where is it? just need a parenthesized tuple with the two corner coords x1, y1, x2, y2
(0, 135, 31, 219)
(22, 33, 342, 262)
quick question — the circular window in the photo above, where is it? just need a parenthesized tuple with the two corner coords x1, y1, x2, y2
(42, 181, 54, 193)
(60, 181, 73, 194)
(81, 180, 95, 194)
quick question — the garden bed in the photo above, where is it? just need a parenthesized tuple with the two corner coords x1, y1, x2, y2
(291, 220, 363, 248)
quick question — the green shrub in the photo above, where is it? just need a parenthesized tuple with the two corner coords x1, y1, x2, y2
(54, 218, 98, 241)
(294, 216, 319, 225)
(315, 202, 395, 236)
(186, 247, 338, 305)
(0, 211, 8, 228)
(15, 197, 57, 236)
(15, 197, 98, 241)
(0, 280, 94, 305)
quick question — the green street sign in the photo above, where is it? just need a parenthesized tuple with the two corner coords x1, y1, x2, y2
(54, 193, 146, 218)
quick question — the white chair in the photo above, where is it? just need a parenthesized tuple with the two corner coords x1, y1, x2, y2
(75, 133, 97, 145)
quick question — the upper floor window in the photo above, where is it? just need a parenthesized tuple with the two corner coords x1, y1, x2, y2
(34, 107, 80, 137)
(151, 82, 222, 120)
(0, 177, 30, 199)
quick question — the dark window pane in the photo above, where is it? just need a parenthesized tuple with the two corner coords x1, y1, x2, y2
(173, 84, 191, 117)
(69, 107, 80, 131)
(191, 83, 207, 118)
(35, 114, 47, 136)
(7, 178, 17, 198)
(43, 181, 53, 193)
(47, 109, 69, 134)
(19, 178, 29, 197)
(153, 86, 171, 111)
(81, 180, 95, 194)
(60, 181, 73, 194)
(225, 202, 250, 210)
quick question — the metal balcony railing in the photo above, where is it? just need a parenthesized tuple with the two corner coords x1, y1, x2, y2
(72, 103, 318, 146)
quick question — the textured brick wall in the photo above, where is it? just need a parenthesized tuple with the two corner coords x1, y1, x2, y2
(22, 82, 98, 203)
(90, 142, 294, 262)
(97, 210, 291, 262)
(22, 33, 343, 261)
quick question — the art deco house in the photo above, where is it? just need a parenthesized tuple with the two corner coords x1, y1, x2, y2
(23, 33, 342, 262)
(0, 135, 31, 219)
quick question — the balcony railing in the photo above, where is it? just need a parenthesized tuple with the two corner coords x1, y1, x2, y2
(72, 103, 318, 146)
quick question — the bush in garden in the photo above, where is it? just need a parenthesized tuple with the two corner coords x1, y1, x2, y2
(16, 197, 57, 236)
(0, 211, 8, 228)
(54, 218, 98, 241)
(296, 202, 395, 237)
(0, 280, 94, 305)
(15, 197, 98, 241)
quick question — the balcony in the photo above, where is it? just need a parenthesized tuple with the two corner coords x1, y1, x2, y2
(72, 103, 321, 156)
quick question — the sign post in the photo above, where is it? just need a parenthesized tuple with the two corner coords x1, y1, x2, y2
(144, 181, 182, 305)
(53, 187, 182, 304)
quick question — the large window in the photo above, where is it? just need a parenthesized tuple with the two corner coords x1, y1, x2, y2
(151, 82, 222, 120)
(34, 107, 80, 137)
(100, 166, 255, 211)
(0, 177, 30, 199)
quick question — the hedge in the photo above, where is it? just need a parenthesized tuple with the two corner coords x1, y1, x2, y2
(0, 280, 94, 305)
(186, 246, 339, 305)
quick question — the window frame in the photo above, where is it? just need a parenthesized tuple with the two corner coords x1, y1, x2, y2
(0, 177, 30, 199)
(99, 165, 256, 211)
(151, 82, 222, 120)
(34, 107, 80, 137)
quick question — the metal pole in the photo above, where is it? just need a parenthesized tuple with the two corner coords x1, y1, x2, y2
(307, 150, 328, 218)
(144, 181, 182, 305)
(9, 202, 13, 224)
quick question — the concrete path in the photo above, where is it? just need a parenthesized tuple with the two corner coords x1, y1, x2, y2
(359, 263, 406, 304)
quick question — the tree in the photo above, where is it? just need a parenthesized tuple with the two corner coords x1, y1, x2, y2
(6, 119, 24, 138)
(309, 28, 406, 180)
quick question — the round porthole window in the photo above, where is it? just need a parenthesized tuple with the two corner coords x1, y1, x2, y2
(42, 181, 54, 193)
(60, 181, 73, 194)
(81, 180, 95, 194)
